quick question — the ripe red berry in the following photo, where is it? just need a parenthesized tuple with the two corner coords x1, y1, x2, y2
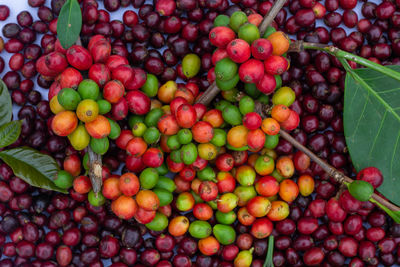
(251, 39, 273, 60)
(226, 39, 251, 63)
(356, 167, 383, 189)
(243, 112, 262, 130)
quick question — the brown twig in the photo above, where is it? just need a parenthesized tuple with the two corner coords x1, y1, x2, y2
(196, 0, 287, 106)
(287, 40, 328, 53)
(290, 41, 350, 53)
(88, 146, 102, 195)
(258, 0, 287, 36)
(279, 130, 400, 212)
(195, 82, 219, 106)
(287, 40, 303, 53)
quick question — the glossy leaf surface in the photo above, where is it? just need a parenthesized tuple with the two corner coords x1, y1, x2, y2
(344, 65, 400, 206)
(0, 147, 66, 193)
(0, 121, 21, 148)
(0, 79, 12, 125)
(57, 0, 82, 49)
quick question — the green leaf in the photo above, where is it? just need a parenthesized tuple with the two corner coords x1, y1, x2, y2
(0, 121, 21, 148)
(0, 79, 12, 125)
(344, 65, 400, 206)
(0, 147, 67, 193)
(57, 0, 82, 49)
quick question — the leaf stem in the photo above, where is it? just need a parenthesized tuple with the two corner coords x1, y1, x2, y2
(337, 57, 353, 73)
(279, 129, 400, 212)
(263, 235, 274, 267)
(290, 41, 400, 83)
(370, 198, 400, 223)
(196, 0, 286, 106)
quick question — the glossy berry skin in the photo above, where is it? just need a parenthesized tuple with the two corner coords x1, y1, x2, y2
(339, 190, 361, 213)
(366, 227, 385, 242)
(344, 215, 363, 235)
(339, 237, 358, 257)
(297, 217, 318, 235)
(256, 74, 277, 95)
(356, 166, 383, 188)
(378, 237, 396, 254)
(239, 59, 264, 84)
(264, 56, 288, 76)
(343, 10, 358, 28)
(243, 112, 262, 130)
(376, 1, 396, 20)
(0, 5, 10, 21)
(339, 0, 356, 9)
(303, 247, 324, 266)
(299, 0, 316, 8)
(126, 91, 151, 115)
(326, 198, 346, 222)
(209, 26, 235, 48)
(66, 45, 93, 71)
(227, 39, 251, 63)
(295, 9, 316, 27)
(251, 39, 273, 60)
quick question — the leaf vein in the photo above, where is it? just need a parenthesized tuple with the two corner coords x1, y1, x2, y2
(377, 88, 400, 94)
(349, 90, 370, 140)
(368, 111, 387, 158)
(348, 85, 359, 108)
(344, 65, 400, 206)
(391, 131, 400, 178)
(353, 69, 400, 121)
(67, 0, 73, 40)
